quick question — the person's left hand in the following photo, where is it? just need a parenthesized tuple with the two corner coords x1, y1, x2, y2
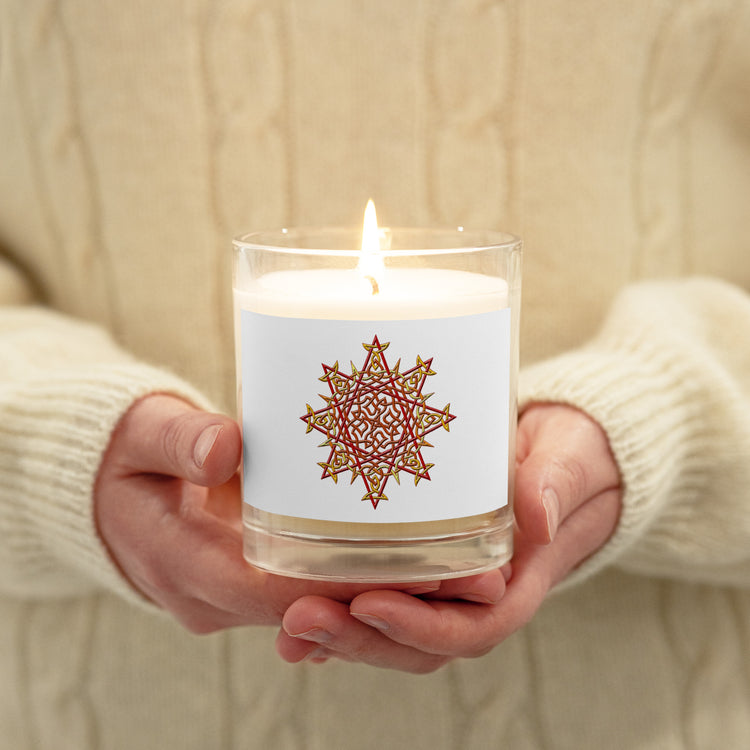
(275, 403, 622, 672)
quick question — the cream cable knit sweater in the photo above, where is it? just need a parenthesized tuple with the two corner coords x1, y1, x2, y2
(1, 1, 750, 748)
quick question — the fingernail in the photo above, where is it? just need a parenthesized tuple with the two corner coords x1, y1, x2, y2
(541, 487, 560, 542)
(303, 646, 331, 663)
(288, 627, 333, 644)
(194, 425, 222, 468)
(403, 583, 440, 596)
(501, 563, 513, 583)
(459, 592, 496, 604)
(351, 613, 390, 632)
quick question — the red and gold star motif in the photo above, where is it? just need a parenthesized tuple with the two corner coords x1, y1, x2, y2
(300, 336, 456, 508)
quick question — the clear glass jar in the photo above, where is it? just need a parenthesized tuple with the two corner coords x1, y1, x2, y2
(233, 226, 522, 582)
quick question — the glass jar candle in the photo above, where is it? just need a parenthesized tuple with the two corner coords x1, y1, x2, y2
(232, 216, 521, 582)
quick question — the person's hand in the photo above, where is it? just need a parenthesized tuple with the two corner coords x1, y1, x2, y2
(94, 395, 507, 634)
(275, 403, 622, 672)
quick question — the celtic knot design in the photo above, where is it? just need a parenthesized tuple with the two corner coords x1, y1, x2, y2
(300, 336, 456, 508)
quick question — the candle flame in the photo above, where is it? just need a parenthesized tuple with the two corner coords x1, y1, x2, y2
(358, 199, 384, 295)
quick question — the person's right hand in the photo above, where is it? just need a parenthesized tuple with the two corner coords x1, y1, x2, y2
(93, 394, 506, 636)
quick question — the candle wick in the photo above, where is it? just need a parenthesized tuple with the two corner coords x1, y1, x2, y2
(365, 275, 380, 295)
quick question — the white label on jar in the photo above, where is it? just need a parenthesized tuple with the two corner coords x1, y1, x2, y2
(239, 309, 511, 523)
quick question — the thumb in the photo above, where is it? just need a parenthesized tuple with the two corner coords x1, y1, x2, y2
(514, 404, 620, 545)
(109, 394, 242, 486)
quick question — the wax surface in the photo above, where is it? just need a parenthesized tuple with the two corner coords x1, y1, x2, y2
(235, 267, 508, 320)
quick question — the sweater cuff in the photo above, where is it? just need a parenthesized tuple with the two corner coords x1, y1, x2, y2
(1, 360, 214, 611)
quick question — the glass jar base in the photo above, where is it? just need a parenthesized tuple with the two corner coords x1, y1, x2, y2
(242, 518, 514, 583)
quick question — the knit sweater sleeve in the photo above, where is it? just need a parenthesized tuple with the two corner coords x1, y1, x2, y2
(0, 279, 215, 605)
(520, 276, 750, 589)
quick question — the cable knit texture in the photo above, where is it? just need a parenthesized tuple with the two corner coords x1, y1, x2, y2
(1, 1, 749, 748)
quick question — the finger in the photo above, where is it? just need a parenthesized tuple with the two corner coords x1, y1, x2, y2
(345, 489, 620, 658)
(279, 596, 450, 673)
(542, 486, 622, 587)
(422, 568, 508, 603)
(514, 405, 620, 544)
(348, 590, 513, 659)
(347, 563, 540, 659)
(112, 394, 242, 485)
(274, 636, 343, 665)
